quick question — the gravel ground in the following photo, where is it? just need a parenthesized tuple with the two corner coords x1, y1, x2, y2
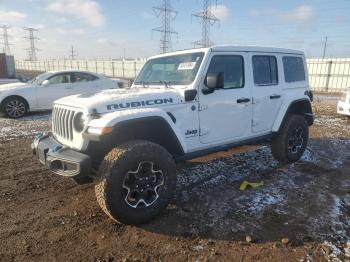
(0, 95, 350, 261)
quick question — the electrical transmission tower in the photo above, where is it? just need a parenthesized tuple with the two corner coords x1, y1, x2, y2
(192, 0, 220, 47)
(69, 46, 77, 60)
(24, 27, 39, 61)
(152, 0, 178, 53)
(0, 25, 12, 54)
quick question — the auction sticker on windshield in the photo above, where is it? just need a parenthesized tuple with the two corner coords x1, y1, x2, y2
(178, 62, 196, 70)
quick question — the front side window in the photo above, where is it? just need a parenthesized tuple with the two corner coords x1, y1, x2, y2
(48, 73, 71, 85)
(135, 52, 204, 86)
(283, 56, 306, 82)
(72, 72, 98, 83)
(253, 55, 278, 86)
(207, 55, 244, 89)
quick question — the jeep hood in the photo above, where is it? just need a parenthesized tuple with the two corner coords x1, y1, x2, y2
(54, 88, 182, 113)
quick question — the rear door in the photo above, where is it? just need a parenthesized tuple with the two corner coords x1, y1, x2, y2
(70, 72, 101, 94)
(251, 53, 282, 133)
(198, 52, 252, 144)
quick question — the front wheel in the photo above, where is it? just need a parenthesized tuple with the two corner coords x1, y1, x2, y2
(1, 97, 28, 118)
(95, 140, 177, 225)
(271, 114, 309, 163)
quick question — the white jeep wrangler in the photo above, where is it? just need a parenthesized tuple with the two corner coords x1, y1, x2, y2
(32, 46, 314, 225)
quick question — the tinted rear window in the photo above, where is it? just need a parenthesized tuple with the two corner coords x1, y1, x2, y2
(282, 56, 306, 83)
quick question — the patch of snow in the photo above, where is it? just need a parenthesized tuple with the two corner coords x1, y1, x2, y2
(300, 147, 317, 162)
(0, 113, 51, 141)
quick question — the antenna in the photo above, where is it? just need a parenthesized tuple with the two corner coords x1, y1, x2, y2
(0, 25, 12, 54)
(192, 0, 220, 47)
(152, 0, 178, 53)
(69, 46, 77, 60)
(24, 27, 39, 61)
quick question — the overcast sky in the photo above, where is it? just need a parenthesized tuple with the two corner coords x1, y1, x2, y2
(0, 0, 349, 60)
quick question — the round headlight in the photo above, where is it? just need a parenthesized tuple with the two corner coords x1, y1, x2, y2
(73, 112, 86, 132)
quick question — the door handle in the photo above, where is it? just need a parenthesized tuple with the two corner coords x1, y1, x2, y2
(270, 94, 281, 99)
(237, 98, 250, 103)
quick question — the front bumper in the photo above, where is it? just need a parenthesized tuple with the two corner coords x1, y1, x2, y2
(31, 133, 91, 178)
(337, 101, 350, 116)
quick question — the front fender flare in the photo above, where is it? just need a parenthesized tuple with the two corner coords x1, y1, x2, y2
(87, 108, 187, 154)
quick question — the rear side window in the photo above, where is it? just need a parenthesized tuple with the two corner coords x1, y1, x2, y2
(207, 55, 244, 89)
(72, 72, 98, 83)
(282, 56, 305, 82)
(252, 55, 278, 86)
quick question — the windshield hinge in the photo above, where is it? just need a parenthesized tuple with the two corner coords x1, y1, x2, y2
(198, 104, 208, 111)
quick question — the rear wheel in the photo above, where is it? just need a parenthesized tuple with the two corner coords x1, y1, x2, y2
(1, 97, 28, 118)
(95, 140, 177, 225)
(271, 114, 309, 163)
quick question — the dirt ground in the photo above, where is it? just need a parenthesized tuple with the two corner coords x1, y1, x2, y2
(0, 95, 350, 262)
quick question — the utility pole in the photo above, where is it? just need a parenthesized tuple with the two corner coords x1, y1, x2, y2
(192, 0, 220, 47)
(322, 36, 328, 59)
(69, 46, 77, 60)
(0, 25, 11, 54)
(152, 0, 178, 53)
(24, 27, 39, 61)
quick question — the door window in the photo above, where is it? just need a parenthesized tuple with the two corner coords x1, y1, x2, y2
(48, 73, 71, 85)
(252, 55, 278, 86)
(72, 72, 98, 83)
(207, 55, 244, 89)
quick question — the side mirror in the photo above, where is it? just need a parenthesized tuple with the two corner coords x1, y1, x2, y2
(203, 72, 224, 94)
(41, 80, 49, 86)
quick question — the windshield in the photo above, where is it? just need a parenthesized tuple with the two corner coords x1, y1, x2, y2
(134, 52, 204, 86)
(29, 72, 53, 85)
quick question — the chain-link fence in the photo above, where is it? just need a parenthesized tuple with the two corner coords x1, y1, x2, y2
(15, 58, 350, 93)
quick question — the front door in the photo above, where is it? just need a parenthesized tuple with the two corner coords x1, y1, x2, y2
(36, 72, 73, 109)
(198, 53, 252, 144)
(251, 54, 282, 133)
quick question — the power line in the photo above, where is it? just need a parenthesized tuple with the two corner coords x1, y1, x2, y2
(0, 25, 11, 55)
(192, 0, 220, 48)
(152, 0, 178, 53)
(24, 27, 39, 61)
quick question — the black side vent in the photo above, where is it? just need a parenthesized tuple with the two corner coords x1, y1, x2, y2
(167, 112, 176, 123)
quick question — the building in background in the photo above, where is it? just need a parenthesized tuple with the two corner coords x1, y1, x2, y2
(0, 53, 16, 78)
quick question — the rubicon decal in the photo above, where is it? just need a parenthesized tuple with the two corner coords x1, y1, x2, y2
(107, 98, 174, 110)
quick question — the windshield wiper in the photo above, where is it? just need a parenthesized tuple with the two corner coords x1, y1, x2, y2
(160, 80, 170, 88)
(138, 81, 149, 88)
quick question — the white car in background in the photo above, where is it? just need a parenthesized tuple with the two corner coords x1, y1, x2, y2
(337, 88, 350, 116)
(0, 70, 121, 118)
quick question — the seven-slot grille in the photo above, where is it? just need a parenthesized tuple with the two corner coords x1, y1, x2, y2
(52, 106, 77, 141)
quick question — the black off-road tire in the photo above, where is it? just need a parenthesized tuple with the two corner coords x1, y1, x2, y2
(1, 96, 28, 118)
(95, 140, 177, 225)
(271, 114, 309, 163)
